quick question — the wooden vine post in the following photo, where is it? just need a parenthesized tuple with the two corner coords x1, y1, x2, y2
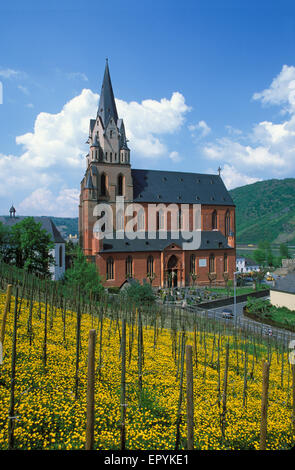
(186, 344, 194, 450)
(138, 309, 143, 398)
(8, 288, 18, 450)
(86, 329, 96, 450)
(42, 288, 48, 369)
(292, 364, 295, 434)
(175, 331, 185, 450)
(0, 284, 12, 364)
(259, 360, 270, 450)
(221, 341, 229, 443)
(120, 317, 127, 450)
(74, 295, 81, 399)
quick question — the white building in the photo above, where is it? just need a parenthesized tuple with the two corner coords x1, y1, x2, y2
(236, 257, 260, 273)
(270, 273, 295, 311)
(0, 213, 66, 281)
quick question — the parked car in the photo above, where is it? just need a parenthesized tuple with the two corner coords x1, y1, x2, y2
(222, 308, 234, 319)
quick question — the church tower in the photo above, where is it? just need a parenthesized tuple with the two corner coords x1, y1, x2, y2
(79, 60, 133, 258)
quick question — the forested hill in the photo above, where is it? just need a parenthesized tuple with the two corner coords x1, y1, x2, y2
(229, 178, 295, 244)
(51, 217, 78, 239)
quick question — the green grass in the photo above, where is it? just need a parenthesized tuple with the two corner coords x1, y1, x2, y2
(245, 297, 295, 331)
(206, 285, 266, 298)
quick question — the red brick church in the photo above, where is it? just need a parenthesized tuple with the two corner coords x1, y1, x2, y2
(79, 61, 236, 288)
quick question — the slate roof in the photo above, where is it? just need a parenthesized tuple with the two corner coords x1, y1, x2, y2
(97, 60, 118, 129)
(131, 169, 234, 206)
(85, 171, 94, 189)
(272, 273, 295, 294)
(100, 230, 231, 253)
(245, 257, 258, 266)
(0, 216, 65, 244)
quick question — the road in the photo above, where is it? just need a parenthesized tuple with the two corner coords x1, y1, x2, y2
(205, 298, 295, 346)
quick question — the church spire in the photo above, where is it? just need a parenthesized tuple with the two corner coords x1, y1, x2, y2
(97, 59, 118, 128)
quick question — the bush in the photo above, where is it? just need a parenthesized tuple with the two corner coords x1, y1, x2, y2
(107, 286, 120, 294)
(120, 279, 155, 305)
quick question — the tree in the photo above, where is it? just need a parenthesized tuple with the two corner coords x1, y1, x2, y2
(223, 273, 233, 297)
(7, 217, 55, 276)
(252, 268, 267, 290)
(190, 272, 199, 287)
(147, 272, 156, 286)
(279, 243, 290, 259)
(64, 246, 104, 300)
(120, 279, 155, 305)
(65, 240, 77, 269)
(0, 222, 11, 263)
(253, 248, 267, 267)
(208, 272, 217, 288)
(253, 240, 276, 268)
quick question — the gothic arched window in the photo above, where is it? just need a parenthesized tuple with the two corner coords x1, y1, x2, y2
(212, 210, 217, 230)
(59, 245, 63, 268)
(224, 253, 228, 273)
(118, 174, 124, 196)
(190, 254, 196, 274)
(209, 254, 215, 273)
(225, 210, 230, 237)
(126, 256, 133, 278)
(106, 257, 114, 280)
(101, 173, 107, 196)
(147, 255, 154, 276)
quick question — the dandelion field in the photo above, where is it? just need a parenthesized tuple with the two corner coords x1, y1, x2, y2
(0, 280, 295, 451)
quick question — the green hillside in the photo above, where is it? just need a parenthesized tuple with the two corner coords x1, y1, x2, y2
(51, 217, 78, 239)
(229, 178, 295, 245)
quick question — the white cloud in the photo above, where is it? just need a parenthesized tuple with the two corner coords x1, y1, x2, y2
(225, 125, 242, 136)
(189, 120, 211, 138)
(116, 92, 190, 156)
(204, 137, 285, 170)
(0, 68, 26, 79)
(18, 187, 80, 217)
(253, 65, 295, 113)
(219, 164, 261, 190)
(0, 87, 190, 215)
(169, 151, 182, 163)
(18, 85, 29, 95)
(66, 72, 88, 82)
(202, 64, 295, 183)
(15, 88, 98, 169)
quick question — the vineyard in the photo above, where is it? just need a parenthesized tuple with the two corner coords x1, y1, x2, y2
(0, 263, 294, 450)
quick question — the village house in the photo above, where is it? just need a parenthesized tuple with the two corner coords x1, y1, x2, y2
(270, 272, 295, 311)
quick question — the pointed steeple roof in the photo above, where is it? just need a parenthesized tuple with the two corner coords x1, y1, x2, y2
(85, 170, 94, 189)
(97, 59, 118, 128)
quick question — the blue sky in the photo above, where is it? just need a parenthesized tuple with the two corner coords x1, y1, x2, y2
(1, 0, 295, 216)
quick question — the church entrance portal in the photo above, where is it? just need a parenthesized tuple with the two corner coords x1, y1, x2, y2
(167, 255, 178, 288)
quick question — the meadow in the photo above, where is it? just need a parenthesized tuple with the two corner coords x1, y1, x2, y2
(0, 277, 294, 450)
